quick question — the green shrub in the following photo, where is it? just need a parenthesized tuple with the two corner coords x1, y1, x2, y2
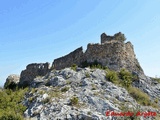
(128, 87, 150, 106)
(61, 87, 70, 92)
(71, 64, 77, 71)
(106, 70, 119, 84)
(0, 111, 23, 120)
(119, 69, 132, 88)
(120, 104, 141, 120)
(28, 97, 35, 102)
(81, 60, 106, 70)
(0, 88, 28, 119)
(70, 96, 79, 105)
(85, 72, 90, 78)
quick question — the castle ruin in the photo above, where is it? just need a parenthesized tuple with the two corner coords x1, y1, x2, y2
(19, 62, 50, 87)
(52, 32, 143, 75)
(18, 32, 143, 87)
(101, 32, 126, 44)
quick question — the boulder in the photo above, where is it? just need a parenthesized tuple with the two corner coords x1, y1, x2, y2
(4, 74, 20, 89)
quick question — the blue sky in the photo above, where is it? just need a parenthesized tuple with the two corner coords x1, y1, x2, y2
(0, 0, 160, 86)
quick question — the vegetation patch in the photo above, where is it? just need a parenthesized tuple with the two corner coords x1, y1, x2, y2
(61, 86, 70, 92)
(0, 88, 28, 120)
(85, 72, 90, 78)
(120, 104, 141, 120)
(70, 96, 79, 105)
(71, 64, 77, 71)
(119, 69, 132, 88)
(106, 70, 119, 84)
(28, 96, 35, 102)
(127, 87, 150, 106)
(106, 68, 133, 88)
(81, 60, 108, 70)
(48, 87, 63, 98)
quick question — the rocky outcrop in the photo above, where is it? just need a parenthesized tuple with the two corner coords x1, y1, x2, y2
(3, 32, 160, 120)
(53, 32, 143, 75)
(4, 74, 20, 89)
(19, 62, 50, 87)
(23, 68, 159, 120)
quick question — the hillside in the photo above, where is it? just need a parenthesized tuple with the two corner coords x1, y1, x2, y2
(1, 32, 160, 120)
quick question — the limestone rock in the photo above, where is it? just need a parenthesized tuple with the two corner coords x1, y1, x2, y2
(23, 68, 159, 120)
(4, 74, 20, 89)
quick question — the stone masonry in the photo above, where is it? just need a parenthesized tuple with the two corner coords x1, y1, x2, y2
(53, 47, 84, 70)
(52, 32, 144, 75)
(18, 32, 144, 88)
(19, 62, 50, 87)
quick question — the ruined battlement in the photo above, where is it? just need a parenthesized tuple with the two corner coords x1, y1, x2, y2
(18, 32, 144, 88)
(19, 62, 50, 87)
(53, 47, 84, 70)
(26, 63, 49, 70)
(101, 32, 126, 44)
(52, 32, 143, 75)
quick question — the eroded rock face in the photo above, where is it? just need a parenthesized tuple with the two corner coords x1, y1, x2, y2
(4, 74, 20, 89)
(19, 62, 50, 87)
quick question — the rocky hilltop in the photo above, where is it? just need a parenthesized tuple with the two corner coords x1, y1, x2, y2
(3, 32, 160, 120)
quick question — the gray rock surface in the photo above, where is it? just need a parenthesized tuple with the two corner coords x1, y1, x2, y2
(23, 68, 159, 120)
(4, 74, 20, 89)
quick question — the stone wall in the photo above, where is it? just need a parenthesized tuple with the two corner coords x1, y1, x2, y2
(101, 32, 125, 44)
(85, 41, 143, 74)
(4, 32, 144, 88)
(53, 47, 84, 70)
(101, 33, 114, 44)
(52, 33, 144, 75)
(19, 62, 50, 87)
